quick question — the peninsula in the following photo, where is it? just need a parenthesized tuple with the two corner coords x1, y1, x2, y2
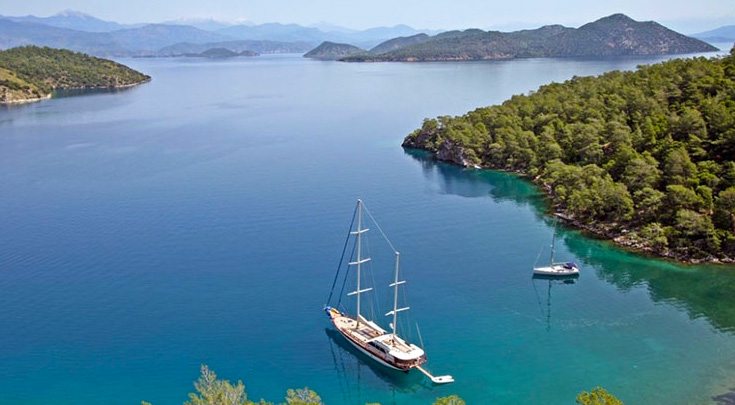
(403, 47, 735, 264)
(303, 41, 365, 60)
(0, 46, 150, 104)
(184, 47, 258, 58)
(339, 14, 717, 62)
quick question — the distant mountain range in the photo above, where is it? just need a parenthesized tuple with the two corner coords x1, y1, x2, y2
(692, 25, 735, 43)
(0, 10, 437, 57)
(332, 14, 718, 62)
(0, 19, 130, 56)
(161, 18, 237, 32)
(1, 9, 128, 32)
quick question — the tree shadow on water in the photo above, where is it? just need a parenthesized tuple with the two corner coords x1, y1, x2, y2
(324, 328, 428, 400)
(403, 148, 546, 211)
(404, 147, 735, 336)
(563, 228, 735, 334)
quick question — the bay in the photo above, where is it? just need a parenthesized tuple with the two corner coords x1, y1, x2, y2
(1, 51, 734, 404)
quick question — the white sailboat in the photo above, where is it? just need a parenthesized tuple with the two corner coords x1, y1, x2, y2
(324, 199, 453, 384)
(533, 221, 580, 277)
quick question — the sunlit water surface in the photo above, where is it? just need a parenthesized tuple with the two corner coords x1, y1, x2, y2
(1, 50, 734, 404)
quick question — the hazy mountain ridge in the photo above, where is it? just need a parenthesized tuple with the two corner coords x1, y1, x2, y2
(0, 10, 437, 56)
(0, 11, 721, 60)
(215, 22, 433, 48)
(344, 14, 718, 62)
(108, 24, 231, 52)
(693, 25, 735, 43)
(0, 19, 129, 56)
(1, 10, 126, 32)
(161, 18, 236, 32)
(0, 19, 240, 56)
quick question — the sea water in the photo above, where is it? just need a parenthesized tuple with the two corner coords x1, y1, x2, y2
(1, 51, 734, 404)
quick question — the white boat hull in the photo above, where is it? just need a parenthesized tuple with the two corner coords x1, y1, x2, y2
(533, 263, 580, 277)
(325, 307, 425, 371)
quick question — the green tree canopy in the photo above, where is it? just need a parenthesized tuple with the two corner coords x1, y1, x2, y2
(432, 395, 466, 405)
(403, 47, 735, 261)
(576, 387, 624, 405)
(185, 365, 250, 405)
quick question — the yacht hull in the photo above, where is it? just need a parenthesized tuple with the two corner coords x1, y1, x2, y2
(533, 264, 580, 277)
(325, 307, 425, 372)
(337, 328, 405, 371)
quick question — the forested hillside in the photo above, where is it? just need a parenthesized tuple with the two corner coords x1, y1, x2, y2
(404, 48, 735, 262)
(0, 46, 149, 103)
(345, 14, 717, 62)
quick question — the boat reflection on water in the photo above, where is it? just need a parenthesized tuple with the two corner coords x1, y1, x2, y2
(324, 328, 427, 403)
(405, 146, 735, 336)
(532, 274, 579, 331)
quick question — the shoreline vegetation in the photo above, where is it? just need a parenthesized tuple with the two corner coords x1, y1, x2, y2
(403, 47, 735, 265)
(0, 46, 150, 105)
(146, 364, 468, 405)
(148, 364, 618, 405)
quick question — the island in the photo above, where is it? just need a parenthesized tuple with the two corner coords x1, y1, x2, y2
(183, 47, 258, 58)
(339, 14, 717, 62)
(0, 46, 150, 104)
(403, 47, 735, 264)
(158, 40, 313, 56)
(303, 41, 366, 60)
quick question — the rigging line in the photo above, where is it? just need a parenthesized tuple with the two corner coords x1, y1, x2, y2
(546, 281, 552, 332)
(362, 203, 398, 254)
(534, 239, 545, 267)
(336, 239, 357, 309)
(327, 332, 349, 400)
(326, 204, 358, 306)
(416, 322, 426, 350)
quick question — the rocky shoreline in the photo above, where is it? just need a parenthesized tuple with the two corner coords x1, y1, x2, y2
(1, 78, 150, 105)
(1, 93, 52, 105)
(403, 141, 734, 265)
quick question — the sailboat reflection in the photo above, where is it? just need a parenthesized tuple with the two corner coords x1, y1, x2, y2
(324, 328, 425, 400)
(532, 274, 578, 331)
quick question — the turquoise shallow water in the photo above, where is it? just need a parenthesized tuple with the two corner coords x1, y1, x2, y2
(1, 52, 735, 404)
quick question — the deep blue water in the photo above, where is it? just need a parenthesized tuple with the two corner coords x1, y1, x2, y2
(1, 52, 735, 404)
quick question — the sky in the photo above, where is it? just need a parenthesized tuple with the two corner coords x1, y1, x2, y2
(0, 0, 733, 33)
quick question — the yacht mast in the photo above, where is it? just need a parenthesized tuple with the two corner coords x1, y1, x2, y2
(550, 224, 556, 265)
(348, 199, 371, 328)
(386, 251, 408, 337)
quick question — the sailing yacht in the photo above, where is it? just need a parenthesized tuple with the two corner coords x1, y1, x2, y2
(533, 221, 580, 277)
(324, 200, 453, 384)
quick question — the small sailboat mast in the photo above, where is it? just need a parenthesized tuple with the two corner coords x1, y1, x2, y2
(549, 224, 556, 265)
(387, 252, 408, 337)
(347, 199, 371, 328)
(533, 218, 580, 277)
